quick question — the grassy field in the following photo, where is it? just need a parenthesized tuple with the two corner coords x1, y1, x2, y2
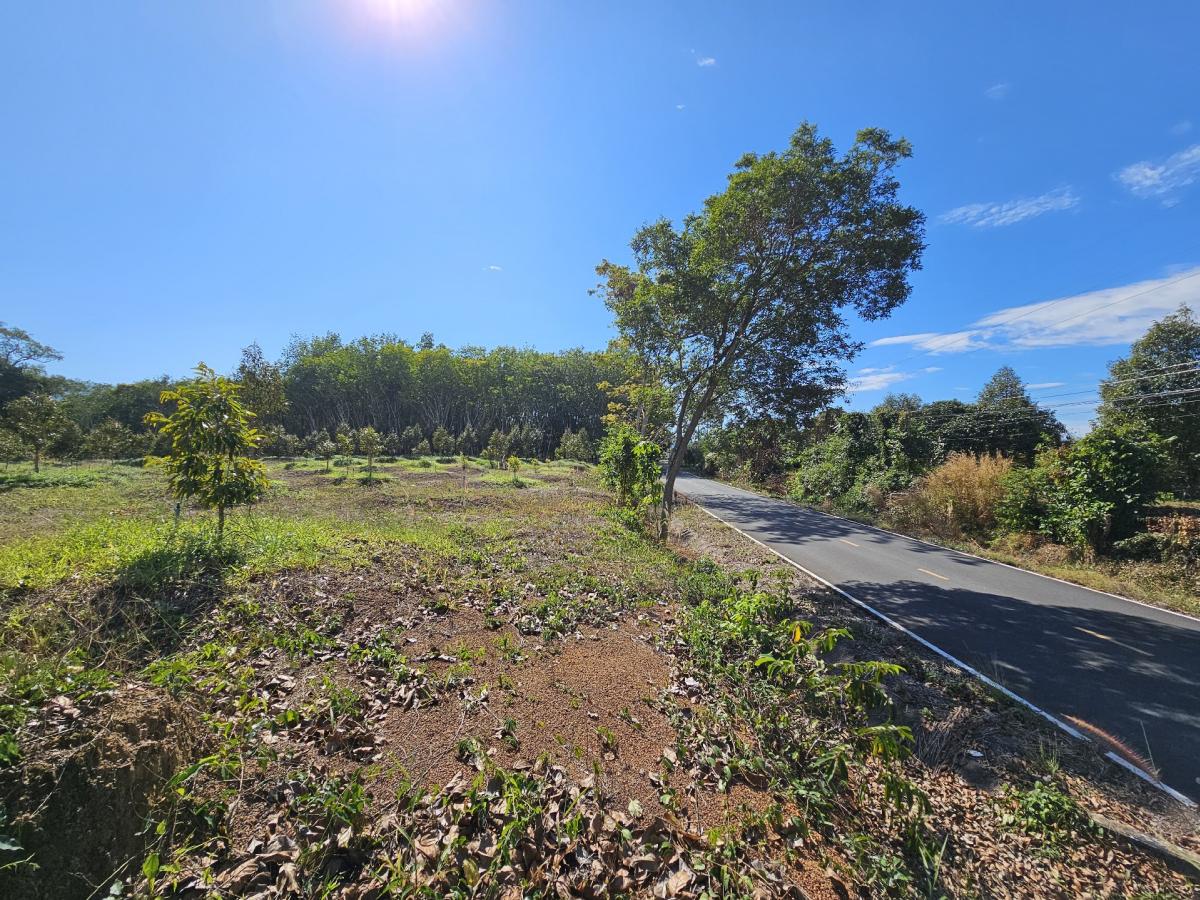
(1, 458, 1197, 898)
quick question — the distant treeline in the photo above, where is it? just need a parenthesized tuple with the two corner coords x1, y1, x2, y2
(3, 327, 630, 461)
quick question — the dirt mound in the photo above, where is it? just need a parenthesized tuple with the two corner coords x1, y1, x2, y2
(0, 683, 203, 900)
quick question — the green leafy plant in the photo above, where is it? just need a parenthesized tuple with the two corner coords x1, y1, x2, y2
(144, 364, 268, 538)
(1000, 780, 1093, 856)
(598, 423, 662, 531)
(357, 425, 382, 481)
(315, 435, 336, 471)
(998, 423, 1168, 552)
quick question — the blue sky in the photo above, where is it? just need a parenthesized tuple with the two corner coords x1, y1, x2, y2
(2, 1, 1198, 434)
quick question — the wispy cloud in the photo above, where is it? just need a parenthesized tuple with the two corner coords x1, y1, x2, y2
(675, 103, 686, 111)
(984, 82, 1010, 100)
(1116, 143, 1200, 203)
(847, 366, 941, 394)
(1027, 382, 1066, 390)
(847, 371, 911, 393)
(870, 265, 1200, 354)
(1170, 120, 1193, 136)
(485, 264, 503, 272)
(872, 330, 990, 352)
(696, 56, 716, 67)
(941, 187, 1079, 228)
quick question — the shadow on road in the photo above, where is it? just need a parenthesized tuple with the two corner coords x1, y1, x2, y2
(677, 474, 1200, 798)
(687, 484, 989, 561)
(847, 578, 1200, 794)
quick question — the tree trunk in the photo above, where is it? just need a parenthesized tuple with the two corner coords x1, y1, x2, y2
(33, 447, 40, 473)
(658, 446, 687, 540)
(218, 505, 225, 540)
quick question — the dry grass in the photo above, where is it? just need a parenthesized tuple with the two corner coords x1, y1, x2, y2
(884, 453, 1012, 540)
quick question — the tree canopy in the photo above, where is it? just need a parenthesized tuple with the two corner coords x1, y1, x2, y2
(0, 322, 63, 408)
(596, 123, 926, 533)
(1099, 305, 1200, 496)
(970, 366, 1065, 463)
(4, 393, 70, 472)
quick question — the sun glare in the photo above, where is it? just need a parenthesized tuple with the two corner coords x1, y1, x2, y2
(345, 0, 466, 44)
(361, 0, 435, 25)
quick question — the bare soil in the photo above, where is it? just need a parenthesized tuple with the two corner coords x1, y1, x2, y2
(1, 466, 1197, 898)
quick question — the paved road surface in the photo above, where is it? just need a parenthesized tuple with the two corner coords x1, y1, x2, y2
(677, 472, 1200, 801)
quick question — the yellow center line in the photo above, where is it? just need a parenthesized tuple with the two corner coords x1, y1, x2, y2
(917, 567, 949, 581)
(838, 538, 860, 547)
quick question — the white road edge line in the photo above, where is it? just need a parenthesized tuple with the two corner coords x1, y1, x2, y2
(685, 476, 1200, 627)
(679, 490, 1198, 809)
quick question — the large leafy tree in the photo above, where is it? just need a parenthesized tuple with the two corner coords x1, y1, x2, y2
(0, 322, 62, 407)
(4, 392, 70, 472)
(84, 417, 138, 461)
(145, 364, 268, 537)
(235, 342, 289, 428)
(970, 366, 1065, 463)
(595, 123, 925, 535)
(63, 376, 171, 433)
(1099, 305, 1200, 496)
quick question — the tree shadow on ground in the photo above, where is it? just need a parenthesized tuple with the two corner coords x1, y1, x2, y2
(94, 530, 244, 662)
(679, 477, 993, 562)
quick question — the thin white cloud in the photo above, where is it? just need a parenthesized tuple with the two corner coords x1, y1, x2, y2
(871, 329, 991, 352)
(1170, 120, 1193, 136)
(485, 265, 503, 272)
(941, 187, 1079, 228)
(675, 104, 686, 111)
(847, 371, 911, 393)
(696, 56, 716, 67)
(870, 266, 1200, 354)
(1116, 143, 1200, 202)
(846, 366, 940, 393)
(1027, 382, 1066, 390)
(984, 82, 1010, 100)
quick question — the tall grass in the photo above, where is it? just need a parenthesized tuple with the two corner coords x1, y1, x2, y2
(884, 453, 1012, 540)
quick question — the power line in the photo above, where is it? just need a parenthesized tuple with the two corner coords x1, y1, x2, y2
(1026, 364, 1200, 402)
(858, 389, 1200, 434)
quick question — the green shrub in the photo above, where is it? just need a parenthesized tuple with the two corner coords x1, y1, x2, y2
(789, 431, 856, 504)
(1000, 781, 1093, 855)
(554, 427, 594, 462)
(598, 425, 661, 526)
(996, 458, 1052, 535)
(431, 426, 455, 456)
(997, 424, 1168, 552)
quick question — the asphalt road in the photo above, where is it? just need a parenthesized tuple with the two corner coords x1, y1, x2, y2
(676, 472, 1200, 800)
